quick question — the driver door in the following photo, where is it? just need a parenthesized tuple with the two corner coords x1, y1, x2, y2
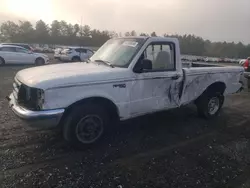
(129, 42, 182, 117)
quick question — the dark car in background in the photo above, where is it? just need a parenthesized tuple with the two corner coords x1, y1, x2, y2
(243, 57, 250, 88)
(243, 57, 250, 74)
(0, 43, 34, 51)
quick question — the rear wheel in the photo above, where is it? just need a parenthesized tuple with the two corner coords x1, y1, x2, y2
(35, 58, 45, 66)
(196, 92, 224, 119)
(63, 103, 109, 149)
(0, 57, 5, 66)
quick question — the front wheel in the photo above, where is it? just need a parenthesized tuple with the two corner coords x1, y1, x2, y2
(35, 58, 45, 66)
(63, 104, 109, 148)
(196, 92, 224, 119)
(72, 56, 81, 62)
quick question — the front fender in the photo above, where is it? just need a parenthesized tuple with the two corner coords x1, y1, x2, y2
(42, 83, 131, 119)
(44, 87, 117, 109)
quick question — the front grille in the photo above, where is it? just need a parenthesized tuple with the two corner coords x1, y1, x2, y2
(13, 79, 40, 111)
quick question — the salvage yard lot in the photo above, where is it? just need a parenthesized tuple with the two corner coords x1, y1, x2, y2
(1, 65, 250, 188)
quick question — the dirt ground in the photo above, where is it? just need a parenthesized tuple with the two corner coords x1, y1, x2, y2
(1, 61, 250, 188)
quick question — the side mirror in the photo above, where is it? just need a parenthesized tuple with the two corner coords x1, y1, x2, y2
(142, 59, 152, 70)
(134, 59, 152, 73)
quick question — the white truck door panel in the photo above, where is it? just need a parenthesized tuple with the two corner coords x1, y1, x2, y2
(151, 72, 182, 110)
(130, 41, 182, 116)
(130, 71, 181, 116)
(130, 75, 157, 116)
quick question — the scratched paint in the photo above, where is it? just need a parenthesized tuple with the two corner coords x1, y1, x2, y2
(180, 70, 242, 106)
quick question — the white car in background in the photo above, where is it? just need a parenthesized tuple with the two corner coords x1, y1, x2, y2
(0, 45, 49, 65)
(54, 47, 63, 60)
(59, 47, 94, 62)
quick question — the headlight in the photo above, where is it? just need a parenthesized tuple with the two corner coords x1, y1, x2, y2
(17, 86, 45, 111)
(37, 89, 45, 110)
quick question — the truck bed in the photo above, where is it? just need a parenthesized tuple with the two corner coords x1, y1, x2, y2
(179, 64, 243, 106)
(182, 62, 223, 68)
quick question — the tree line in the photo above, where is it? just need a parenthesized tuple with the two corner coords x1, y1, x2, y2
(0, 20, 249, 58)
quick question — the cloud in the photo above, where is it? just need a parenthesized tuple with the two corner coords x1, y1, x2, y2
(1, 0, 250, 43)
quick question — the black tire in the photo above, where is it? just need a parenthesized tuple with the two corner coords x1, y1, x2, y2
(63, 103, 109, 149)
(72, 56, 81, 62)
(196, 92, 224, 119)
(35, 58, 45, 66)
(0, 57, 5, 66)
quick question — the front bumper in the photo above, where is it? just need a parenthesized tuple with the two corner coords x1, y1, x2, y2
(7, 93, 65, 129)
(45, 58, 50, 64)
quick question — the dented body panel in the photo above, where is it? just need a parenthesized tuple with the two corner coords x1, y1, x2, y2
(180, 67, 243, 105)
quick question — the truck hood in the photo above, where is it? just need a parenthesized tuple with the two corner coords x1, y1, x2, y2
(16, 62, 129, 90)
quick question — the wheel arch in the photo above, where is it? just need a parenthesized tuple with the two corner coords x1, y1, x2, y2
(59, 96, 120, 126)
(195, 81, 226, 104)
(35, 56, 45, 62)
(204, 81, 226, 95)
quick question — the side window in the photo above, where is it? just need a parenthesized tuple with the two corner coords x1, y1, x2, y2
(144, 43, 175, 71)
(1, 47, 16, 52)
(79, 49, 87, 53)
(22, 45, 31, 50)
(16, 47, 28, 53)
(87, 50, 94, 55)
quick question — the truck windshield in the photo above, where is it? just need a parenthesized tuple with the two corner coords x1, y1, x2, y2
(89, 38, 145, 68)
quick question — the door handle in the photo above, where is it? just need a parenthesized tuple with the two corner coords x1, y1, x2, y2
(171, 75, 180, 80)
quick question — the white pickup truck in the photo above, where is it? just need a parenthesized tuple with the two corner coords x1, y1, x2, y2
(8, 37, 244, 147)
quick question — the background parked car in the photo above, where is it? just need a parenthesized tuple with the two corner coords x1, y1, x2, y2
(243, 57, 250, 72)
(54, 47, 63, 60)
(33, 47, 44, 53)
(0, 43, 34, 52)
(42, 47, 54, 53)
(0, 45, 49, 65)
(59, 47, 94, 62)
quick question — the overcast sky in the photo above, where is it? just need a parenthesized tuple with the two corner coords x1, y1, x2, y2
(0, 0, 249, 44)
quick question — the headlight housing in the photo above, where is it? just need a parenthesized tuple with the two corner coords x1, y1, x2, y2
(18, 85, 45, 111)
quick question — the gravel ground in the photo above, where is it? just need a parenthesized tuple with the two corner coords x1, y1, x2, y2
(1, 61, 250, 188)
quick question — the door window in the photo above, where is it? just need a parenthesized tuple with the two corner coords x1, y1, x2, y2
(76, 48, 87, 53)
(15, 47, 28, 53)
(144, 43, 175, 71)
(0, 47, 16, 52)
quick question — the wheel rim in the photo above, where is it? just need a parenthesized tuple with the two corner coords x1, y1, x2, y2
(75, 115, 104, 144)
(0, 59, 4, 65)
(208, 97, 220, 115)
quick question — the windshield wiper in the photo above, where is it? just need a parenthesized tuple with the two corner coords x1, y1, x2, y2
(94, 59, 114, 68)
